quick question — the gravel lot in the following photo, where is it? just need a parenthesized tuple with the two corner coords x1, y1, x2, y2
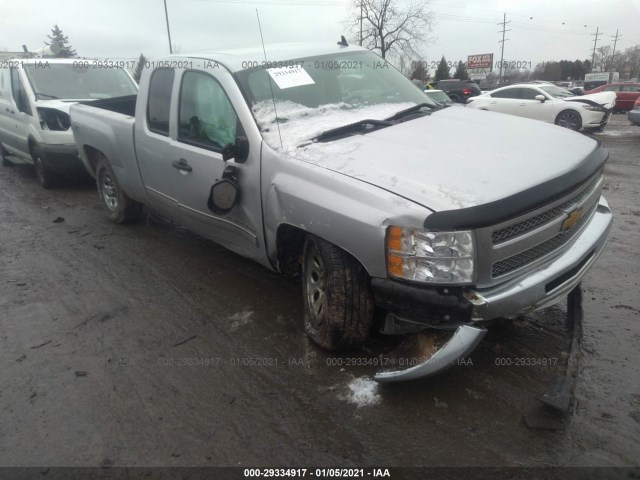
(0, 113, 639, 475)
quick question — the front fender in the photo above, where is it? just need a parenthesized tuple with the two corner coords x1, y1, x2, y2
(261, 146, 431, 278)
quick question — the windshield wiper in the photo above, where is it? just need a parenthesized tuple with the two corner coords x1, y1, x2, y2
(35, 92, 60, 99)
(310, 119, 392, 143)
(384, 102, 439, 121)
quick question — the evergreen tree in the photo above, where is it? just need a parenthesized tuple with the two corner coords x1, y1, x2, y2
(133, 53, 147, 83)
(46, 25, 77, 58)
(434, 56, 450, 81)
(453, 61, 469, 80)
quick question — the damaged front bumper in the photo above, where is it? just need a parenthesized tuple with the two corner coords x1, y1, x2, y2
(371, 197, 612, 382)
(374, 325, 487, 383)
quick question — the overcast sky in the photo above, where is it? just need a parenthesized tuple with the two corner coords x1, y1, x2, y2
(0, 0, 638, 70)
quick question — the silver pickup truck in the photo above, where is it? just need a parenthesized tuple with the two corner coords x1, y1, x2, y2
(70, 43, 612, 382)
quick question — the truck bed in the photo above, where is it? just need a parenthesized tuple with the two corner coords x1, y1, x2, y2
(70, 100, 146, 202)
(78, 95, 137, 117)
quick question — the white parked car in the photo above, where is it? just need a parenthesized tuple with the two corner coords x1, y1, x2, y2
(466, 83, 616, 132)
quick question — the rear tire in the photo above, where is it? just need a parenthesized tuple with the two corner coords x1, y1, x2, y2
(302, 235, 374, 350)
(555, 110, 582, 131)
(32, 145, 57, 189)
(96, 156, 142, 224)
(0, 143, 11, 167)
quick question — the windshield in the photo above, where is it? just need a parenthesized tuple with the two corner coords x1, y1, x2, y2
(539, 85, 575, 99)
(235, 51, 435, 150)
(24, 64, 138, 100)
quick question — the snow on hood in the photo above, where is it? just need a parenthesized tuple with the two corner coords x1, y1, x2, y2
(252, 100, 415, 152)
(287, 106, 599, 212)
(565, 91, 616, 109)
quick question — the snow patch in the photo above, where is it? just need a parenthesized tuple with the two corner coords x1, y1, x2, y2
(342, 377, 381, 407)
(229, 310, 254, 330)
(252, 100, 415, 153)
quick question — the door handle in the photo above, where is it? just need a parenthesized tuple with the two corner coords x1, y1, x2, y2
(519, 103, 526, 106)
(172, 158, 192, 172)
(5, 108, 15, 114)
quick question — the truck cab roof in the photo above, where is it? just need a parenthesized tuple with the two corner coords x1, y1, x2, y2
(161, 43, 369, 72)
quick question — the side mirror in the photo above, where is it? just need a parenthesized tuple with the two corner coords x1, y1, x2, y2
(221, 136, 250, 163)
(535, 94, 546, 103)
(207, 164, 240, 215)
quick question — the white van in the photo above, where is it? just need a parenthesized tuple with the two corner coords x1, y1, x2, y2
(0, 58, 137, 188)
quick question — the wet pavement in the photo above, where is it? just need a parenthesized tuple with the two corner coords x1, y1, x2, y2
(1, 113, 639, 470)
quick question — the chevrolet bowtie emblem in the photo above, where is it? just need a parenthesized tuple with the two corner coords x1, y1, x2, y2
(562, 208, 584, 231)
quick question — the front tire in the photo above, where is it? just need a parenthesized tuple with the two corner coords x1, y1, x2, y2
(32, 145, 57, 189)
(96, 156, 142, 223)
(555, 110, 582, 131)
(302, 235, 374, 350)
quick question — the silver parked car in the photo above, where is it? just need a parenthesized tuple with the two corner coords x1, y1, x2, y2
(69, 43, 612, 382)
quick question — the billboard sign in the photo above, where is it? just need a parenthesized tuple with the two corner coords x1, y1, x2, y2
(467, 54, 493, 69)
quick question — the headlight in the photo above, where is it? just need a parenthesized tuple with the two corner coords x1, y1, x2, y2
(37, 108, 71, 131)
(581, 104, 605, 112)
(386, 226, 475, 284)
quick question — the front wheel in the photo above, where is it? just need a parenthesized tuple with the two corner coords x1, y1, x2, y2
(555, 110, 582, 131)
(96, 156, 142, 223)
(302, 235, 374, 351)
(32, 146, 57, 189)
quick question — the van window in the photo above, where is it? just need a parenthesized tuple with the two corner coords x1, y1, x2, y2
(10, 68, 32, 115)
(147, 68, 174, 136)
(0, 67, 11, 100)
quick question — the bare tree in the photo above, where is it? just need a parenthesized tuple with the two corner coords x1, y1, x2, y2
(592, 45, 612, 72)
(346, 0, 434, 60)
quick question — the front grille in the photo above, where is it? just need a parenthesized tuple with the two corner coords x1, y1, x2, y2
(491, 202, 597, 277)
(492, 175, 601, 244)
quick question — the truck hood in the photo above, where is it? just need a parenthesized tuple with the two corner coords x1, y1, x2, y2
(293, 106, 600, 213)
(565, 91, 616, 109)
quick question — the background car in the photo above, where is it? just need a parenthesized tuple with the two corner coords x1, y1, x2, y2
(466, 83, 616, 131)
(628, 97, 640, 126)
(435, 79, 481, 103)
(583, 83, 640, 112)
(423, 89, 454, 106)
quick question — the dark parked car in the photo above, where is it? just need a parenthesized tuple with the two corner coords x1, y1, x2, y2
(435, 79, 481, 103)
(584, 83, 640, 112)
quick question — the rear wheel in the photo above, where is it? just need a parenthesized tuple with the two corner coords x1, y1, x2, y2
(555, 110, 582, 131)
(0, 143, 11, 167)
(96, 156, 142, 223)
(32, 146, 57, 189)
(302, 235, 374, 350)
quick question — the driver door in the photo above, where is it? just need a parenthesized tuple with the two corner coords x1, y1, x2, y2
(169, 69, 263, 259)
(3, 68, 31, 155)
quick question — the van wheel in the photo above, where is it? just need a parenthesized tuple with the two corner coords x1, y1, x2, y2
(302, 235, 374, 350)
(0, 143, 12, 167)
(96, 156, 142, 224)
(32, 146, 57, 189)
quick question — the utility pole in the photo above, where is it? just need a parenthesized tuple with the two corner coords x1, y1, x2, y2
(164, 0, 173, 54)
(497, 13, 511, 84)
(359, 0, 363, 46)
(609, 29, 621, 73)
(590, 27, 601, 72)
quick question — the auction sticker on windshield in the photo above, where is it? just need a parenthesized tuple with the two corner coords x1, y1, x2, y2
(267, 66, 315, 89)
